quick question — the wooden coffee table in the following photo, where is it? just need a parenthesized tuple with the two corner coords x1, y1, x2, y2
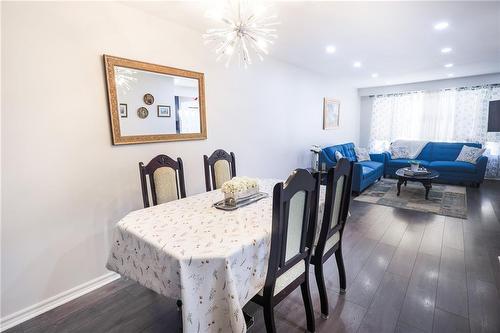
(395, 168, 440, 200)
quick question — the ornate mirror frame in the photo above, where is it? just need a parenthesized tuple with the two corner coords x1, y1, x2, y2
(103, 55, 207, 145)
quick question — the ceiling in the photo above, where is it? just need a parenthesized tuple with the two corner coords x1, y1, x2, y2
(125, 1, 500, 87)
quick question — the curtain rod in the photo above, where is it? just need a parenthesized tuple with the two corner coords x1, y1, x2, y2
(369, 83, 500, 98)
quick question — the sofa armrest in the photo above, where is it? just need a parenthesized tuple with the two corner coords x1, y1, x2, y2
(476, 156, 488, 181)
(369, 153, 386, 164)
(381, 151, 392, 161)
(351, 162, 363, 192)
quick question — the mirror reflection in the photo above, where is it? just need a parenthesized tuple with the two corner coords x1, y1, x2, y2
(115, 66, 201, 136)
(104, 55, 206, 145)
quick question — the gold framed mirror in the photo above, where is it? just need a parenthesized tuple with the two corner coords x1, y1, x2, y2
(104, 55, 207, 145)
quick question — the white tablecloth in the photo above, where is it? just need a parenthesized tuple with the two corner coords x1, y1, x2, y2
(106, 179, 325, 333)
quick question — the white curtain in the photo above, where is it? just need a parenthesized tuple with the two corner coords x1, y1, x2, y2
(369, 85, 500, 178)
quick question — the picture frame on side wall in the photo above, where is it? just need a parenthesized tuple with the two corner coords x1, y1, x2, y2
(157, 105, 171, 117)
(119, 103, 128, 118)
(323, 98, 340, 130)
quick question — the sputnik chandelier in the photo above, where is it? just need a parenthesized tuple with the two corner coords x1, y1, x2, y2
(203, 0, 279, 68)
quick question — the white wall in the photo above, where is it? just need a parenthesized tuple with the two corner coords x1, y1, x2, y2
(1, 1, 360, 321)
(358, 73, 500, 147)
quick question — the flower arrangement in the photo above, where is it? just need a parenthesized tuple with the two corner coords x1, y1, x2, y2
(221, 177, 259, 206)
(221, 177, 259, 195)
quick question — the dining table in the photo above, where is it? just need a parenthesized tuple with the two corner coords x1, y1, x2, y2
(106, 178, 326, 333)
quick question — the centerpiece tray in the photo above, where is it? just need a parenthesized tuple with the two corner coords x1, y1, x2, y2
(213, 192, 269, 211)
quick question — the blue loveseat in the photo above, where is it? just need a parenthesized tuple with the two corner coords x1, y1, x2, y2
(320, 142, 386, 194)
(383, 142, 488, 187)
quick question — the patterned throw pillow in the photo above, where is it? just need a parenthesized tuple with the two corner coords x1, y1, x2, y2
(455, 146, 485, 164)
(355, 147, 371, 161)
(334, 151, 344, 162)
(390, 146, 410, 159)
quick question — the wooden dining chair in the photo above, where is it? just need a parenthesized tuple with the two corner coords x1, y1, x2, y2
(203, 149, 236, 191)
(251, 169, 317, 333)
(139, 154, 186, 208)
(310, 158, 353, 319)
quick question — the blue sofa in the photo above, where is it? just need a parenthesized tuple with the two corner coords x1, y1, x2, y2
(383, 142, 488, 187)
(320, 142, 386, 194)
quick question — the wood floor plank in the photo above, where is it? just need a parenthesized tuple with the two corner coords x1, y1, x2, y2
(436, 246, 468, 318)
(345, 242, 396, 308)
(380, 217, 408, 247)
(443, 217, 464, 250)
(432, 308, 470, 333)
(398, 253, 440, 332)
(387, 220, 425, 278)
(357, 272, 409, 333)
(467, 278, 500, 332)
(419, 215, 445, 257)
(363, 209, 394, 242)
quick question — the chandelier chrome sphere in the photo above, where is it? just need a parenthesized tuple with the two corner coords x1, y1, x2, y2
(203, 0, 279, 68)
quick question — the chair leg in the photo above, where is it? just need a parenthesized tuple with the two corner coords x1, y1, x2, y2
(263, 303, 276, 333)
(314, 263, 329, 319)
(335, 247, 347, 293)
(300, 279, 316, 333)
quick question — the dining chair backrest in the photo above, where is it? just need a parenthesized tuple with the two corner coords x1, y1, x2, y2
(263, 169, 317, 296)
(203, 149, 236, 191)
(139, 154, 186, 208)
(315, 158, 353, 258)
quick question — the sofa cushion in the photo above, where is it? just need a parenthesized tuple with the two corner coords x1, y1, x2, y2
(362, 166, 378, 179)
(455, 146, 486, 164)
(423, 142, 482, 161)
(341, 143, 357, 162)
(359, 160, 384, 171)
(416, 143, 433, 161)
(321, 145, 344, 163)
(387, 159, 430, 169)
(355, 147, 371, 161)
(428, 161, 477, 174)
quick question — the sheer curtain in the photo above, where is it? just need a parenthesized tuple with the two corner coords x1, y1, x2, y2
(369, 85, 500, 178)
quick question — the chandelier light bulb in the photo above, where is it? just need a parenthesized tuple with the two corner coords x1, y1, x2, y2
(203, 0, 279, 68)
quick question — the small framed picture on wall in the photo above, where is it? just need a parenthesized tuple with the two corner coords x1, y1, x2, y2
(323, 98, 340, 130)
(119, 103, 128, 118)
(157, 105, 171, 117)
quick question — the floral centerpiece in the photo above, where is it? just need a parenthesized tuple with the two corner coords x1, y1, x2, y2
(221, 177, 259, 206)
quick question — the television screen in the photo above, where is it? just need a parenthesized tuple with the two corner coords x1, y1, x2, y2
(488, 100, 500, 132)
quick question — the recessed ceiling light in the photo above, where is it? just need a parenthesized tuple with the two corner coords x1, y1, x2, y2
(353, 61, 362, 68)
(444, 63, 454, 68)
(325, 45, 336, 54)
(434, 21, 449, 30)
(447, 73, 454, 77)
(441, 47, 452, 53)
(371, 73, 379, 78)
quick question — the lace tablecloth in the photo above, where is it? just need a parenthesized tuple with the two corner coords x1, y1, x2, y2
(106, 179, 325, 333)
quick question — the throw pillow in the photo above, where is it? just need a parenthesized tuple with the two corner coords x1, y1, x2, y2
(390, 145, 410, 159)
(455, 145, 485, 164)
(354, 147, 371, 161)
(334, 151, 344, 161)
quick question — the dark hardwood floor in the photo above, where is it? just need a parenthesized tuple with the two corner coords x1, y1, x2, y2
(6, 181, 500, 333)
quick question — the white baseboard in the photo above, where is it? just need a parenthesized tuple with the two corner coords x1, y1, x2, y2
(0, 272, 120, 332)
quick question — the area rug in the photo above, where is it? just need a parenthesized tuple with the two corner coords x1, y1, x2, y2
(354, 178, 467, 219)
